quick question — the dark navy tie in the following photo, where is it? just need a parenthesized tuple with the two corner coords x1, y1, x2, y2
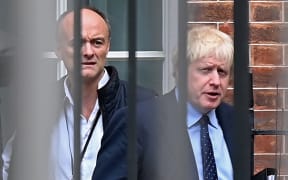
(200, 115, 218, 180)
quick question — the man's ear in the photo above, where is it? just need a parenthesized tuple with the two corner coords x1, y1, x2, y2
(106, 40, 110, 53)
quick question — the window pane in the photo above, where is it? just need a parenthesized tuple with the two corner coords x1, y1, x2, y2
(90, 0, 162, 51)
(107, 59, 163, 94)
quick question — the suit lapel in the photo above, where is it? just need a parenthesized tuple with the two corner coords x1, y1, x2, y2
(156, 90, 199, 179)
(215, 103, 236, 171)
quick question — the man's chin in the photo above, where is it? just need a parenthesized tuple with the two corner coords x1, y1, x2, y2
(81, 69, 97, 76)
(81, 73, 97, 81)
(203, 102, 220, 112)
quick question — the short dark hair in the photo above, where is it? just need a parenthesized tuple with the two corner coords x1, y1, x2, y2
(56, 6, 111, 43)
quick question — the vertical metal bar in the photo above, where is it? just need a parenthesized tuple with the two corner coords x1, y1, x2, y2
(72, 0, 82, 180)
(249, 71, 255, 178)
(8, 0, 57, 179)
(0, 111, 2, 180)
(127, 0, 137, 179)
(233, 0, 251, 179)
(177, 0, 187, 110)
(177, 0, 192, 178)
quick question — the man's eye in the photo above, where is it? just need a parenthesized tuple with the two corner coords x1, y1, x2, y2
(218, 69, 228, 77)
(200, 68, 211, 73)
(90, 39, 104, 46)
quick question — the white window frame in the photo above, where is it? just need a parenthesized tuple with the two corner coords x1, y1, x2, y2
(162, 0, 178, 94)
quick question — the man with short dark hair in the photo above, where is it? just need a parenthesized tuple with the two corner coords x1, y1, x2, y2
(2, 7, 156, 180)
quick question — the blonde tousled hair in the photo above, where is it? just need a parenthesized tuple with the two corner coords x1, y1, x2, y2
(173, 25, 234, 82)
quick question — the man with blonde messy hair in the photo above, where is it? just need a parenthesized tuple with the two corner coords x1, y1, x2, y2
(171, 25, 234, 179)
(138, 26, 234, 180)
(94, 25, 244, 180)
(173, 25, 234, 115)
(138, 25, 235, 180)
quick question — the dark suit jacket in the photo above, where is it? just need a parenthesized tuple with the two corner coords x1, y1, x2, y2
(137, 89, 240, 180)
(93, 89, 246, 180)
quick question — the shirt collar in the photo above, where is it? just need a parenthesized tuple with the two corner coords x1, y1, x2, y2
(187, 104, 218, 129)
(98, 68, 110, 89)
(64, 76, 73, 105)
(175, 87, 218, 129)
(187, 103, 202, 128)
(63, 68, 110, 105)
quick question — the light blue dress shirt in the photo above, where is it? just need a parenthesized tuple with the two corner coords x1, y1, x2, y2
(186, 103, 233, 180)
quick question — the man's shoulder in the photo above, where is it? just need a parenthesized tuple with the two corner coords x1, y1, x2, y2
(136, 85, 158, 100)
(105, 65, 157, 100)
(54, 76, 65, 91)
(54, 76, 66, 97)
(217, 102, 234, 112)
(215, 102, 234, 121)
(118, 80, 158, 101)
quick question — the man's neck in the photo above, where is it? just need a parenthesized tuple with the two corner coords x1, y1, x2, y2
(82, 83, 98, 120)
(67, 77, 100, 121)
(67, 70, 106, 120)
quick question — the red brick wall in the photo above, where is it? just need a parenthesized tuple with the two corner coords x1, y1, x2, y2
(187, 0, 288, 179)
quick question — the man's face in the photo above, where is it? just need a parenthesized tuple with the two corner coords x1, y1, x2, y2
(57, 9, 110, 81)
(187, 56, 230, 114)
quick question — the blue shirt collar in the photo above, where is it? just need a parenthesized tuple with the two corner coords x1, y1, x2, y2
(175, 88, 218, 129)
(187, 103, 218, 128)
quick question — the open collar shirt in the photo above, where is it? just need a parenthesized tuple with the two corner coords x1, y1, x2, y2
(50, 69, 109, 180)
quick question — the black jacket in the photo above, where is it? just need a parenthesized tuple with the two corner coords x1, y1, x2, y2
(92, 89, 250, 180)
(6, 66, 156, 180)
(59, 66, 156, 129)
(90, 66, 156, 179)
(97, 66, 156, 129)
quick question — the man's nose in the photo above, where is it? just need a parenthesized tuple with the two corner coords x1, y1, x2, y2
(82, 42, 94, 57)
(210, 71, 220, 86)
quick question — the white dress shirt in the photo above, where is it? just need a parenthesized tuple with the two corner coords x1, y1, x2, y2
(1, 70, 109, 180)
(50, 69, 109, 180)
(2, 133, 14, 180)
